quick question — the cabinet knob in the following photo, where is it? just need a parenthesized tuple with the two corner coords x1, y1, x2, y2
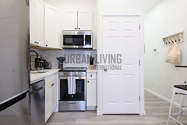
(51, 83, 55, 87)
(75, 28, 80, 30)
(46, 44, 48, 47)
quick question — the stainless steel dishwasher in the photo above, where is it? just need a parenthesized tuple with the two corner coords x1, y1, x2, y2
(30, 80, 45, 125)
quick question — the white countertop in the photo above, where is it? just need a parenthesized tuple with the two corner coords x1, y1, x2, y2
(87, 69, 97, 73)
(30, 69, 59, 84)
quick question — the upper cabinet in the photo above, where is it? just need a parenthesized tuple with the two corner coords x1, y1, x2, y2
(30, 0, 45, 47)
(44, 5, 62, 49)
(62, 11, 93, 31)
(78, 12, 93, 30)
(61, 11, 77, 30)
(29, 0, 94, 49)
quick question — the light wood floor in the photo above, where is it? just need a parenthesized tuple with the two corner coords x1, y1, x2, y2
(47, 91, 187, 125)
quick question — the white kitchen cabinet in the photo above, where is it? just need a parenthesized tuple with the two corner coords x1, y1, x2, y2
(45, 78, 52, 123)
(62, 11, 77, 30)
(78, 11, 93, 30)
(45, 74, 58, 123)
(30, 0, 45, 47)
(62, 11, 92, 30)
(87, 79, 96, 107)
(51, 76, 57, 112)
(86, 71, 97, 110)
(44, 5, 62, 49)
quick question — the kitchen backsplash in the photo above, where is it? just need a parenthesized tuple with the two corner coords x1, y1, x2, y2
(40, 49, 97, 69)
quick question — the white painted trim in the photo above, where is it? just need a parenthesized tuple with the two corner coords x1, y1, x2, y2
(139, 15, 145, 116)
(144, 88, 179, 106)
(98, 12, 144, 16)
(87, 106, 96, 111)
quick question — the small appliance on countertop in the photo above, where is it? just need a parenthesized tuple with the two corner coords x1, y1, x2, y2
(43, 59, 52, 69)
(31, 54, 52, 71)
(57, 57, 66, 70)
(89, 56, 95, 70)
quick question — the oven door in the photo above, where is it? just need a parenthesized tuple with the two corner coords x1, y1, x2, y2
(59, 76, 86, 111)
(59, 77, 86, 101)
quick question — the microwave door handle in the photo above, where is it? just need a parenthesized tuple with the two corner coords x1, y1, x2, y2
(84, 35, 86, 46)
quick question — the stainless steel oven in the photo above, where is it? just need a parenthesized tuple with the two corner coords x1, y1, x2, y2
(59, 71, 86, 111)
(63, 30, 92, 49)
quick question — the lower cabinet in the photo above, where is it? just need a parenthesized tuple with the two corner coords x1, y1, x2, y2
(86, 71, 97, 110)
(87, 80, 96, 107)
(45, 73, 58, 123)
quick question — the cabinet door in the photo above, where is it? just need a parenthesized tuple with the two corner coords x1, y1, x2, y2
(87, 80, 96, 107)
(30, 0, 44, 47)
(51, 79, 57, 112)
(78, 11, 93, 30)
(62, 11, 77, 30)
(45, 80, 52, 122)
(45, 6, 62, 49)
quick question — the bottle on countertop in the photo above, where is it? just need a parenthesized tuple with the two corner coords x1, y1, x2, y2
(89, 56, 95, 70)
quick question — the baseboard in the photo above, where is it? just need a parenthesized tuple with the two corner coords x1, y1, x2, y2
(144, 88, 179, 106)
(87, 106, 96, 111)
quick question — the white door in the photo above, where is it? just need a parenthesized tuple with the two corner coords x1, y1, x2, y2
(101, 15, 142, 114)
(45, 5, 62, 49)
(78, 11, 93, 30)
(30, 0, 44, 46)
(61, 11, 77, 30)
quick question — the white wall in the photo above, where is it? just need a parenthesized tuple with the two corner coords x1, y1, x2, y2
(145, 0, 187, 103)
(97, 0, 162, 14)
(45, 0, 96, 11)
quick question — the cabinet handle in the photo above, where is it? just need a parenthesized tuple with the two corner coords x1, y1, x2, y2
(34, 41, 39, 44)
(51, 83, 55, 87)
(75, 28, 80, 30)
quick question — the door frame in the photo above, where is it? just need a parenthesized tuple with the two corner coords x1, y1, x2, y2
(97, 13, 145, 115)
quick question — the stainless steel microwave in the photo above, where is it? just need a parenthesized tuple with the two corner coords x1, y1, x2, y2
(62, 30, 93, 49)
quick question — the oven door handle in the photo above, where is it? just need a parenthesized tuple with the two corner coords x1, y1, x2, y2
(74, 77, 86, 79)
(60, 77, 68, 79)
(72, 77, 76, 94)
(60, 77, 86, 79)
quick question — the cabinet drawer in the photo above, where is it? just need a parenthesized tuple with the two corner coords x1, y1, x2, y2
(87, 72, 96, 79)
(45, 74, 57, 83)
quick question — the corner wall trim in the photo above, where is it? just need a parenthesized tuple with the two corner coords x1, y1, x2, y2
(144, 88, 179, 106)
